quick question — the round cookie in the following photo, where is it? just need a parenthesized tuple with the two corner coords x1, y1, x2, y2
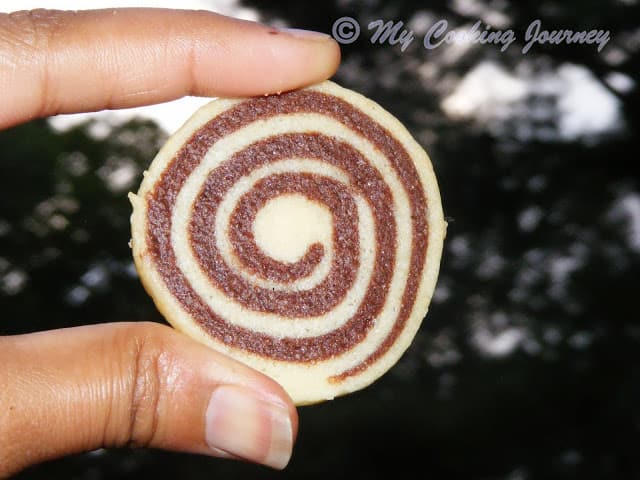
(129, 80, 445, 405)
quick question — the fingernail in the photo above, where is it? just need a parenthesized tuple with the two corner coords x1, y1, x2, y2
(205, 385, 293, 470)
(279, 27, 331, 41)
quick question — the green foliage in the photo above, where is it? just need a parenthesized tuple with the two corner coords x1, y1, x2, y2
(0, 119, 165, 333)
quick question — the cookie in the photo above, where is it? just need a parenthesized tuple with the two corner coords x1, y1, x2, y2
(129, 80, 445, 405)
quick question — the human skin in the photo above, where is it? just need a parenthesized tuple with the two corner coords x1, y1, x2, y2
(0, 8, 340, 477)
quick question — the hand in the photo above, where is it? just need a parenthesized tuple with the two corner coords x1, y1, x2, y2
(0, 8, 340, 476)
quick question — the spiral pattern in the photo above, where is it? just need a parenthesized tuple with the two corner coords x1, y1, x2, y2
(131, 82, 444, 403)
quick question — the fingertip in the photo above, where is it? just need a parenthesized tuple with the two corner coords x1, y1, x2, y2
(272, 28, 342, 89)
(261, 28, 342, 94)
(222, 359, 299, 446)
(258, 374, 300, 444)
(204, 384, 295, 469)
(190, 22, 342, 98)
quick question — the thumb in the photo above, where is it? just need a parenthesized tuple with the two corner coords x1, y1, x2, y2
(0, 321, 297, 476)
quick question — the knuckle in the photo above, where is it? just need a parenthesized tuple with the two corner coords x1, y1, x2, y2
(0, 9, 71, 117)
(119, 322, 173, 448)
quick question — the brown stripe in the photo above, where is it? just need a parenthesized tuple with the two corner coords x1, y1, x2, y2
(191, 166, 362, 317)
(145, 90, 428, 380)
(229, 176, 325, 284)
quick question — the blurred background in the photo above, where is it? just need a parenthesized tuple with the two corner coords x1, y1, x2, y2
(1, 0, 639, 478)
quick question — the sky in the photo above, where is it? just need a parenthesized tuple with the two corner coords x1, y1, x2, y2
(0, 0, 261, 133)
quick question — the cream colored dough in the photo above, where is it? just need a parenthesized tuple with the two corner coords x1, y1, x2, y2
(129, 81, 446, 405)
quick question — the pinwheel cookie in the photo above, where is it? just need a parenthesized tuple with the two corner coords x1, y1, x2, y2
(130, 81, 445, 405)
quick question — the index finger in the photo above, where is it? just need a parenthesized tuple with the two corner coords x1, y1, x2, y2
(0, 8, 341, 129)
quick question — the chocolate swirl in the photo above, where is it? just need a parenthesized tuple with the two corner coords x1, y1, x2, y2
(132, 82, 444, 402)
